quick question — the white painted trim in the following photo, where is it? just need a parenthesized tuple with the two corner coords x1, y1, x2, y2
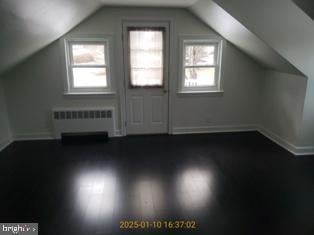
(177, 90, 224, 97)
(6, 125, 314, 156)
(64, 92, 116, 97)
(177, 35, 224, 94)
(122, 19, 171, 136)
(114, 129, 124, 137)
(294, 146, 314, 156)
(257, 126, 314, 156)
(14, 132, 54, 141)
(13, 129, 125, 141)
(172, 125, 257, 135)
(62, 34, 116, 95)
(0, 138, 13, 152)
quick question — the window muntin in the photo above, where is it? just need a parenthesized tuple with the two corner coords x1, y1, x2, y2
(181, 40, 221, 92)
(128, 28, 165, 87)
(65, 39, 111, 94)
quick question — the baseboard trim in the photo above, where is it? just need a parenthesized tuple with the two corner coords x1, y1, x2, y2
(114, 129, 124, 137)
(14, 132, 54, 141)
(172, 125, 257, 135)
(0, 138, 13, 152)
(8, 126, 314, 156)
(257, 127, 314, 156)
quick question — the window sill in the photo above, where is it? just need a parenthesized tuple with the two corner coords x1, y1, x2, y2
(64, 91, 116, 97)
(177, 90, 224, 97)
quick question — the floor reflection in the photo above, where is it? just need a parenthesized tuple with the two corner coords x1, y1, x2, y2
(132, 176, 165, 219)
(176, 167, 213, 212)
(75, 169, 117, 222)
(73, 165, 214, 224)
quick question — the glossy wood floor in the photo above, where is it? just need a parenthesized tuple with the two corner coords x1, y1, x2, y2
(0, 132, 314, 235)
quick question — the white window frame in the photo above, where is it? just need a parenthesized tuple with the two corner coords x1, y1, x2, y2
(179, 37, 223, 94)
(64, 36, 113, 95)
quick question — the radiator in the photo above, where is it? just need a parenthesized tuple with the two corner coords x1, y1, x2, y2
(52, 108, 115, 139)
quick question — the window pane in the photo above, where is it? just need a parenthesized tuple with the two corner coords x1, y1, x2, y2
(72, 44, 105, 65)
(184, 67, 215, 87)
(185, 45, 216, 66)
(129, 29, 164, 87)
(72, 68, 107, 87)
(131, 68, 163, 86)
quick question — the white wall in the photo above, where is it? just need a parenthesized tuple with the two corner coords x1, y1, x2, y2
(0, 79, 11, 150)
(173, 41, 261, 132)
(190, 0, 301, 75)
(299, 79, 314, 147)
(259, 71, 307, 151)
(3, 7, 263, 138)
(212, 0, 314, 153)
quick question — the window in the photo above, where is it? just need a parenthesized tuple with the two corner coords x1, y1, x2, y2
(64, 38, 112, 94)
(180, 39, 222, 93)
(128, 27, 165, 87)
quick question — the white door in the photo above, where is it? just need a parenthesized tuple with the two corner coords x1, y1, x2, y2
(123, 21, 169, 135)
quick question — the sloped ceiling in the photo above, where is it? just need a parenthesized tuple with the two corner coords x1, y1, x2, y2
(0, 0, 198, 75)
(212, 0, 314, 79)
(99, 0, 198, 7)
(0, 0, 304, 76)
(189, 0, 302, 75)
(0, 0, 101, 75)
(292, 0, 314, 20)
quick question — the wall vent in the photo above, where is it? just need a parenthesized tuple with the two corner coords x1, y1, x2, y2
(52, 108, 115, 139)
(53, 110, 112, 120)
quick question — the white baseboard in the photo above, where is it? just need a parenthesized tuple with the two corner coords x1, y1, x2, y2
(14, 132, 54, 141)
(0, 138, 13, 152)
(257, 126, 314, 156)
(6, 126, 314, 156)
(114, 129, 124, 137)
(172, 124, 257, 135)
(14, 129, 124, 140)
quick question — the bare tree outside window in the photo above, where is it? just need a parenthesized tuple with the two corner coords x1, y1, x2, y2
(183, 44, 217, 88)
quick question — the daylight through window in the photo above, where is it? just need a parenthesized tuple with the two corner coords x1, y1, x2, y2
(182, 41, 221, 92)
(65, 39, 111, 94)
(129, 28, 164, 87)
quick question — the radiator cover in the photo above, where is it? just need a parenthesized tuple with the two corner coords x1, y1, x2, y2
(52, 108, 115, 139)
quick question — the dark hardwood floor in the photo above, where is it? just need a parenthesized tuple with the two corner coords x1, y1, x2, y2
(0, 132, 313, 235)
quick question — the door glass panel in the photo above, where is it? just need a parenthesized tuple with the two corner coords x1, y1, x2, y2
(129, 29, 164, 87)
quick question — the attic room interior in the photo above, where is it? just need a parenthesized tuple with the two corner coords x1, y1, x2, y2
(0, 0, 314, 234)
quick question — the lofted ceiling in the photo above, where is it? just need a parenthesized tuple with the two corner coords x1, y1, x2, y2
(0, 0, 101, 74)
(190, 0, 301, 75)
(292, 0, 314, 20)
(0, 0, 308, 76)
(99, 0, 199, 7)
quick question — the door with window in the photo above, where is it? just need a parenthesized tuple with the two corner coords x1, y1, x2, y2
(123, 21, 169, 135)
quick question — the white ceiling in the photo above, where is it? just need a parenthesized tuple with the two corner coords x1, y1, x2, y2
(0, 0, 101, 75)
(99, 0, 199, 7)
(0, 0, 306, 76)
(190, 0, 301, 75)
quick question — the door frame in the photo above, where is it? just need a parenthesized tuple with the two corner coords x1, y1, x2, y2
(119, 18, 174, 136)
